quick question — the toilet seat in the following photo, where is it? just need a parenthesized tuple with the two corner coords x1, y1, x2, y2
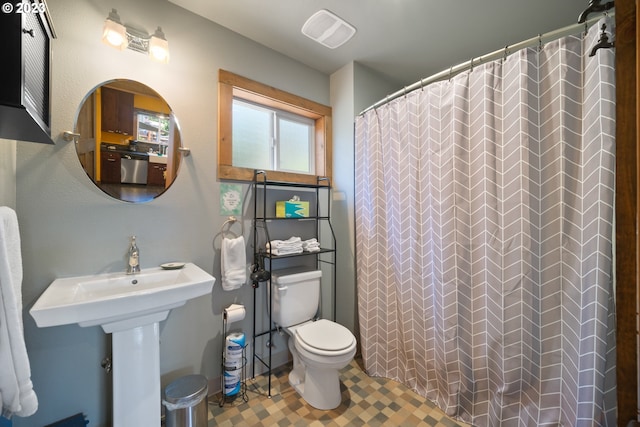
(294, 319, 356, 356)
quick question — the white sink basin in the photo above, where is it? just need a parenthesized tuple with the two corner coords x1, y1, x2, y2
(30, 262, 215, 426)
(30, 262, 215, 332)
(148, 153, 168, 164)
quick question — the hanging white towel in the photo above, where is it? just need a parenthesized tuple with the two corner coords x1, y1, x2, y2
(0, 207, 38, 418)
(221, 236, 246, 291)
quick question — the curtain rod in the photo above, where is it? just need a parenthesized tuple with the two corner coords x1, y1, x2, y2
(358, 13, 613, 116)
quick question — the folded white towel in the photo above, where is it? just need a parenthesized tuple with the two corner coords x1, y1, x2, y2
(267, 237, 302, 250)
(267, 247, 304, 256)
(282, 236, 302, 244)
(266, 236, 304, 256)
(0, 207, 38, 418)
(301, 238, 320, 252)
(302, 238, 319, 247)
(221, 236, 246, 291)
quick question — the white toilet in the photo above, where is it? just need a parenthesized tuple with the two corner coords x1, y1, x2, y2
(270, 267, 357, 410)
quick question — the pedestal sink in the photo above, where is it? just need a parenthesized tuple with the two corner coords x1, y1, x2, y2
(30, 263, 215, 426)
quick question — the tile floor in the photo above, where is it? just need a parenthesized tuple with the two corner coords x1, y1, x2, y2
(208, 358, 470, 427)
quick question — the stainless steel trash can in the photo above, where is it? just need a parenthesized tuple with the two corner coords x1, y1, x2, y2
(163, 374, 208, 427)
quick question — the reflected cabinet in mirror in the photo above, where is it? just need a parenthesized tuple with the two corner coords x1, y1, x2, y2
(75, 80, 182, 203)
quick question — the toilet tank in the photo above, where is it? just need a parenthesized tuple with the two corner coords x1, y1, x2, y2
(270, 267, 321, 327)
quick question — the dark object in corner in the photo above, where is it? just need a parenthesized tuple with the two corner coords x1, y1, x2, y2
(578, 0, 615, 24)
(590, 23, 615, 56)
(0, 2, 56, 144)
(44, 413, 89, 427)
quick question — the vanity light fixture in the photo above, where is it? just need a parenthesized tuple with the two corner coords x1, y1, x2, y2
(102, 9, 127, 50)
(101, 9, 170, 63)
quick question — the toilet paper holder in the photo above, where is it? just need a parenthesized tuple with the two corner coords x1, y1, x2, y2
(219, 304, 249, 406)
(224, 303, 246, 324)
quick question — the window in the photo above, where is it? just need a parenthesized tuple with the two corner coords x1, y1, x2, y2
(218, 69, 332, 184)
(232, 99, 315, 174)
(135, 111, 170, 144)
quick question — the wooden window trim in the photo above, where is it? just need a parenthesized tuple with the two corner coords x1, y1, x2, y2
(615, 1, 638, 422)
(218, 69, 332, 185)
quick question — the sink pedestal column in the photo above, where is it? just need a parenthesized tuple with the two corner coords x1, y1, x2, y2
(110, 316, 165, 426)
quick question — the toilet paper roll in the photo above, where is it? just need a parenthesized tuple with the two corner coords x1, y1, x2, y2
(225, 356, 243, 370)
(224, 369, 241, 396)
(225, 332, 245, 359)
(224, 332, 246, 369)
(226, 332, 245, 347)
(224, 304, 246, 324)
(225, 350, 243, 366)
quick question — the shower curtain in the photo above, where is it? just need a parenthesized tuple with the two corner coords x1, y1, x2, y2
(354, 18, 616, 426)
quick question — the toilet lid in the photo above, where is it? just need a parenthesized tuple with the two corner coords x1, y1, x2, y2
(296, 319, 355, 352)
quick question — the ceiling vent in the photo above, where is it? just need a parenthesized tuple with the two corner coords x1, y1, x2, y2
(301, 9, 356, 49)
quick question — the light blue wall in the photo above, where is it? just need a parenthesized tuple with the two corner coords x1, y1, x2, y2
(329, 64, 356, 332)
(329, 61, 407, 336)
(0, 139, 16, 208)
(14, 0, 330, 425)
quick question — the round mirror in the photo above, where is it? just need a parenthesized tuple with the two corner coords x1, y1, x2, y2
(74, 79, 182, 203)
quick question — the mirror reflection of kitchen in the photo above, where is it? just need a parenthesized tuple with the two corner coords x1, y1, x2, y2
(74, 79, 182, 203)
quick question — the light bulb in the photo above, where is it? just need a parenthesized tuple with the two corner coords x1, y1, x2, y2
(105, 30, 124, 47)
(149, 27, 170, 63)
(102, 10, 127, 50)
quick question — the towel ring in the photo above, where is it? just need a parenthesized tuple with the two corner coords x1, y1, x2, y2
(221, 216, 240, 238)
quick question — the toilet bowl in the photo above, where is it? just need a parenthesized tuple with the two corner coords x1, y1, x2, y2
(269, 267, 357, 410)
(285, 319, 357, 410)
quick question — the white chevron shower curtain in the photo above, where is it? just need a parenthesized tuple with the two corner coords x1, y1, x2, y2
(355, 18, 616, 426)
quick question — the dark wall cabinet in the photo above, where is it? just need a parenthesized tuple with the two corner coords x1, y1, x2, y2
(0, 1, 56, 144)
(101, 87, 134, 136)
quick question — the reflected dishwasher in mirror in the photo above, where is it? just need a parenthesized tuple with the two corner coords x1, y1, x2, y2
(74, 79, 183, 203)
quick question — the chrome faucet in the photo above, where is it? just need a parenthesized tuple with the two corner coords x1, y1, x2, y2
(127, 235, 140, 274)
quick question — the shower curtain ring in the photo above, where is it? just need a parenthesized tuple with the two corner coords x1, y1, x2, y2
(503, 45, 509, 61)
(448, 66, 453, 80)
(538, 34, 543, 51)
(420, 78, 425, 90)
(470, 58, 474, 71)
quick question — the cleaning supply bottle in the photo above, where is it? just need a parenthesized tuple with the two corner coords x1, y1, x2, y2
(127, 235, 140, 274)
